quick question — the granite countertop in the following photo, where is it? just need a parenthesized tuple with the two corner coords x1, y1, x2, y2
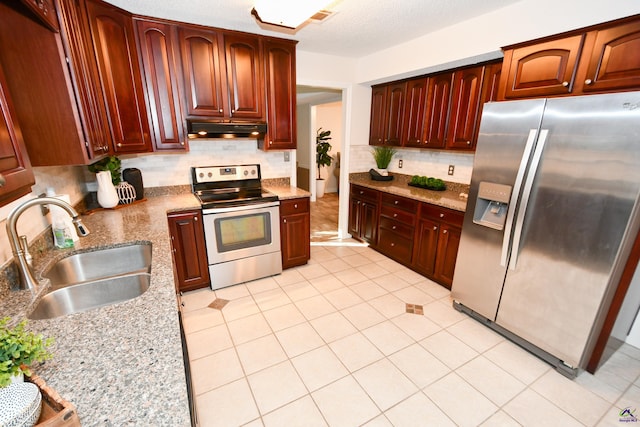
(265, 185, 311, 200)
(0, 193, 199, 426)
(349, 172, 470, 212)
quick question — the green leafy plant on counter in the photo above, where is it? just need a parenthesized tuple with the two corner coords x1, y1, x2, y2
(371, 146, 397, 169)
(316, 128, 333, 179)
(409, 175, 446, 191)
(0, 317, 54, 387)
(88, 155, 122, 185)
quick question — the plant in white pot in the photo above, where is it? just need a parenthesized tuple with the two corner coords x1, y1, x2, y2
(316, 128, 332, 198)
(371, 146, 397, 176)
(0, 317, 53, 387)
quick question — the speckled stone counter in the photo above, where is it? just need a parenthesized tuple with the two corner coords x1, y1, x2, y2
(265, 185, 311, 200)
(350, 172, 470, 212)
(0, 193, 199, 426)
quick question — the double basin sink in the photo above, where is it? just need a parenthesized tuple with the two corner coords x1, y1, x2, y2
(29, 243, 152, 320)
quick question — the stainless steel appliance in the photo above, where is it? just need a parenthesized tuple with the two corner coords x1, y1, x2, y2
(452, 92, 640, 377)
(192, 164, 282, 290)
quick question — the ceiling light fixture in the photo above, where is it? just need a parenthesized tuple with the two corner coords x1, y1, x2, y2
(251, 0, 333, 29)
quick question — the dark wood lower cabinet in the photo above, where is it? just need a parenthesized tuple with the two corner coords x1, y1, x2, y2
(280, 198, 310, 269)
(349, 184, 463, 289)
(167, 210, 210, 292)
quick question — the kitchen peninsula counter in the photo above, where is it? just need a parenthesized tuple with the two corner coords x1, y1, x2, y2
(1, 193, 200, 426)
(349, 172, 469, 212)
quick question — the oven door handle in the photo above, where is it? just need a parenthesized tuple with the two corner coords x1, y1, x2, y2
(202, 200, 280, 214)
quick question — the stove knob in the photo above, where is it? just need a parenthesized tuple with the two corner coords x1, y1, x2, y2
(244, 170, 249, 176)
(251, 170, 256, 175)
(198, 173, 204, 178)
(208, 172, 213, 178)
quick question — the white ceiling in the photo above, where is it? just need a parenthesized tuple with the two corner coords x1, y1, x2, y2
(105, 0, 522, 58)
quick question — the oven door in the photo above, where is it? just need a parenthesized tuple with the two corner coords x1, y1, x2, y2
(202, 201, 281, 265)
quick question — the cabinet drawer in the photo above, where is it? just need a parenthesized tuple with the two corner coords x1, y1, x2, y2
(378, 228, 413, 264)
(380, 205, 415, 225)
(379, 216, 414, 239)
(421, 203, 464, 226)
(381, 193, 418, 212)
(280, 197, 309, 215)
(351, 185, 378, 203)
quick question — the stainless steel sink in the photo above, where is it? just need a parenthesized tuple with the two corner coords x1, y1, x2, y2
(29, 243, 152, 319)
(44, 243, 152, 287)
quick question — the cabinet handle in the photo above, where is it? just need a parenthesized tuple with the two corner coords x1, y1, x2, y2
(359, 191, 363, 195)
(392, 225, 397, 230)
(393, 213, 398, 218)
(416, 139, 420, 143)
(562, 81, 569, 87)
(117, 143, 122, 147)
(283, 219, 287, 223)
(466, 141, 471, 145)
(194, 216, 198, 221)
(269, 141, 273, 145)
(390, 242, 395, 247)
(394, 200, 398, 205)
(219, 109, 223, 113)
(294, 203, 298, 209)
(0, 173, 5, 187)
(439, 213, 444, 218)
(433, 226, 438, 230)
(231, 109, 235, 114)
(585, 79, 593, 85)
(443, 230, 448, 234)
(180, 141, 185, 146)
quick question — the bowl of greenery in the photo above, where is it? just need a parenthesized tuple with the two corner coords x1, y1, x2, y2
(409, 175, 447, 191)
(0, 318, 53, 387)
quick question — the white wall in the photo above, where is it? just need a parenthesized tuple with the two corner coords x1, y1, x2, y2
(296, 105, 312, 170)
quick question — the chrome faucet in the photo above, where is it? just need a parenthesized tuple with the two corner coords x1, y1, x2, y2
(6, 197, 90, 291)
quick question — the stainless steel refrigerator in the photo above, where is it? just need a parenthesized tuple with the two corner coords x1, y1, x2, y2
(451, 91, 640, 377)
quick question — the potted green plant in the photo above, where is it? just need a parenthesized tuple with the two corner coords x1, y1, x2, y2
(316, 128, 333, 198)
(88, 155, 122, 185)
(0, 317, 54, 387)
(371, 146, 397, 176)
(88, 156, 121, 208)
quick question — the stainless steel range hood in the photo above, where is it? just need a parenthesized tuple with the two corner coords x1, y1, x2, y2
(187, 120, 267, 141)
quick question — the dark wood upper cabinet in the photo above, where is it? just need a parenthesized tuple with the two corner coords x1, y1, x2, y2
(261, 38, 297, 150)
(0, 61, 35, 205)
(446, 66, 484, 150)
(87, 0, 152, 154)
(501, 35, 585, 99)
(423, 72, 452, 149)
(499, 15, 640, 99)
(403, 77, 430, 147)
(178, 27, 227, 118)
(0, 0, 110, 166)
(369, 82, 405, 146)
(135, 19, 187, 151)
(579, 20, 640, 93)
(223, 33, 264, 120)
(482, 60, 503, 103)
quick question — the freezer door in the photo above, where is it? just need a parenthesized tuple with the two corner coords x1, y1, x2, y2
(452, 99, 546, 320)
(496, 92, 640, 368)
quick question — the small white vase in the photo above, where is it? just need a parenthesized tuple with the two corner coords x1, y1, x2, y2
(376, 168, 389, 176)
(96, 171, 119, 208)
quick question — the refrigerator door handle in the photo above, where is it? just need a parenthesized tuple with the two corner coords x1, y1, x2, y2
(509, 129, 549, 270)
(500, 129, 540, 267)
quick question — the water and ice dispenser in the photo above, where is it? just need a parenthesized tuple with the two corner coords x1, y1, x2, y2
(472, 182, 512, 230)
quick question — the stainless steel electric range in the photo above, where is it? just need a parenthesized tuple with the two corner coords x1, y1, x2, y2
(191, 164, 282, 290)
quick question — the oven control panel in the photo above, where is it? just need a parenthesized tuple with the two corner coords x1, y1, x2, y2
(193, 164, 261, 183)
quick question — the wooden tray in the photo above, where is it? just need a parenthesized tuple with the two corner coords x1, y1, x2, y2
(26, 374, 81, 427)
(84, 197, 147, 215)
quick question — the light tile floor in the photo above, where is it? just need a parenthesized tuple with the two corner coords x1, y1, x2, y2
(180, 242, 640, 427)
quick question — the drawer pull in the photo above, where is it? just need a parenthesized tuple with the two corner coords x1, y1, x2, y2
(439, 213, 444, 218)
(562, 81, 569, 87)
(393, 213, 398, 218)
(392, 225, 396, 230)
(585, 79, 593, 85)
(390, 243, 395, 247)
(443, 230, 447, 234)
(294, 204, 298, 209)
(394, 200, 398, 205)
(433, 226, 438, 230)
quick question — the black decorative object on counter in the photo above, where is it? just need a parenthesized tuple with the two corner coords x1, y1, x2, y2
(369, 169, 393, 181)
(123, 168, 144, 201)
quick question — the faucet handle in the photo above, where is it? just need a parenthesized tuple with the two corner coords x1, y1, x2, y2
(73, 218, 90, 237)
(19, 235, 33, 268)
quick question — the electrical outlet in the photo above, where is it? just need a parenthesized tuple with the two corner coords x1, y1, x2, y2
(398, 159, 403, 168)
(448, 165, 455, 175)
(283, 152, 290, 162)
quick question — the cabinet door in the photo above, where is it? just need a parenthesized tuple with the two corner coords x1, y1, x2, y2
(280, 198, 310, 269)
(136, 20, 187, 151)
(403, 77, 429, 147)
(581, 20, 640, 93)
(360, 200, 378, 244)
(178, 27, 226, 118)
(349, 196, 361, 237)
(87, 0, 152, 153)
(412, 218, 439, 277)
(263, 39, 296, 150)
(482, 61, 503, 103)
(502, 35, 584, 99)
(369, 85, 387, 145)
(423, 72, 452, 148)
(446, 67, 484, 150)
(433, 224, 461, 289)
(167, 211, 210, 292)
(0, 62, 35, 204)
(57, 0, 112, 159)
(383, 82, 406, 146)
(224, 33, 264, 120)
